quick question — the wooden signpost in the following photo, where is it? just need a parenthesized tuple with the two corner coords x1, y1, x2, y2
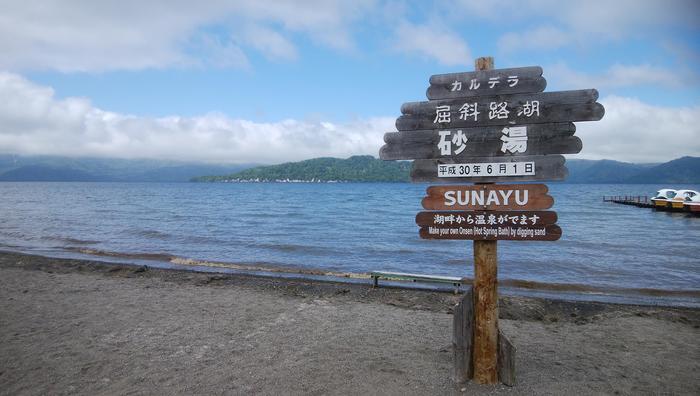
(396, 89, 603, 131)
(379, 56, 604, 386)
(381, 129, 581, 160)
(411, 155, 568, 183)
(422, 184, 554, 211)
(427, 66, 546, 100)
(417, 210, 561, 241)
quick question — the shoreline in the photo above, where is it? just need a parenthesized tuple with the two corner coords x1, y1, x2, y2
(2, 250, 698, 321)
(1, 251, 699, 394)
(3, 247, 699, 309)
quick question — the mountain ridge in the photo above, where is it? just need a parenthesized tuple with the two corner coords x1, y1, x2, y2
(0, 154, 255, 182)
(192, 155, 412, 182)
(192, 155, 700, 184)
(0, 154, 697, 184)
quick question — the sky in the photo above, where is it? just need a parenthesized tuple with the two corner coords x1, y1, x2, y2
(0, 0, 699, 164)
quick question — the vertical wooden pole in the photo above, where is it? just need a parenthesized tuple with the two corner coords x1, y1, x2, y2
(472, 56, 499, 385)
(453, 287, 473, 383)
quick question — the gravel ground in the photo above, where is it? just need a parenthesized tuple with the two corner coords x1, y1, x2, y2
(0, 252, 698, 395)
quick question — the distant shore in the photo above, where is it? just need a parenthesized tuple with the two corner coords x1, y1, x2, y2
(1, 251, 698, 395)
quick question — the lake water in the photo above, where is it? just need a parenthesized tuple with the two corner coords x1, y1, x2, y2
(1, 182, 699, 307)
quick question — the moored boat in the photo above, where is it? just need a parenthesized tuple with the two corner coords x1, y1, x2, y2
(669, 190, 699, 210)
(650, 189, 676, 209)
(683, 192, 700, 214)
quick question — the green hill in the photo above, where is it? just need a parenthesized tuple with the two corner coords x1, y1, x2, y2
(191, 155, 411, 182)
(192, 156, 700, 183)
(2, 153, 696, 184)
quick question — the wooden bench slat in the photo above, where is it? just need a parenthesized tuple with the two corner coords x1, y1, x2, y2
(370, 271, 466, 291)
(371, 271, 462, 281)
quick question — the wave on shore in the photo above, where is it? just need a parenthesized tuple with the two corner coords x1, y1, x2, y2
(53, 247, 700, 301)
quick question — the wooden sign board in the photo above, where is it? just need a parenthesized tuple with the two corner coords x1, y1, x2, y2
(422, 184, 554, 211)
(417, 210, 561, 241)
(397, 89, 604, 131)
(380, 130, 581, 160)
(419, 223, 562, 241)
(411, 155, 567, 183)
(404, 89, 598, 114)
(416, 211, 557, 226)
(428, 66, 546, 100)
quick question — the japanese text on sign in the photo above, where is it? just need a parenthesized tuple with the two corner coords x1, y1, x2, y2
(432, 213, 541, 226)
(436, 126, 530, 156)
(437, 161, 535, 178)
(450, 75, 520, 92)
(433, 101, 539, 125)
(500, 126, 527, 153)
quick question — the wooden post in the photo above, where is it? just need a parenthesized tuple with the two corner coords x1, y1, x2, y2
(497, 330, 516, 386)
(452, 287, 474, 383)
(472, 56, 499, 385)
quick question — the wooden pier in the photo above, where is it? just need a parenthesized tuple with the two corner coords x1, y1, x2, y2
(604, 195, 700, 215)
(603, 196, 654, 208)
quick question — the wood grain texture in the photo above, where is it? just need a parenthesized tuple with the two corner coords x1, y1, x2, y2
(411, 155, 568, 183)
(498, 330, 516, 387)
(416, 211, 558, 226)
(380, 133, 581, 160)
(471, 55, 498, 386)
(473, 239, 498, 384)
(453, 288, 474, 383)
(428, 66, 545, 100)
(428, 77, 546, 100)
(418, 224, 563, 241)
(384, 122, 575, 144)
(396, 102, 604, 130)
(404, 89, 598, 115)
(431, 66, 541, 85)
(422, 184, 554, 210)
(475, 57, 494, 72)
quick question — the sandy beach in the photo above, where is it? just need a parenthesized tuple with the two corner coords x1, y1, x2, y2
(0, 251, 698, 395)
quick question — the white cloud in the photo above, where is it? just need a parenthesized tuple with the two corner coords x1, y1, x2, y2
(546, 62, 690, 90)
(189, 33, 251, 69)
(468, 0, 700, 54)
(577, 95, 700, 163)
(234, 0, 374, 51)
(392, 23, 471, 66)
(498, 26, 572, 53)
(0, 0, 375, 72)
(0, 72, 392, 164)
(1, 73, 696, 165)
(243, 25, 298, 61)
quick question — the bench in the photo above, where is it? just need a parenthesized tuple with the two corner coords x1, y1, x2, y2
(370, 271, 466, 292)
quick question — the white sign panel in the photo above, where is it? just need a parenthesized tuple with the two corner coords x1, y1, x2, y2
(437, 161, 535, 178)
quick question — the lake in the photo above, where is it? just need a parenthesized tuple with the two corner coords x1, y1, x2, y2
(1, 182, 698, 307)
